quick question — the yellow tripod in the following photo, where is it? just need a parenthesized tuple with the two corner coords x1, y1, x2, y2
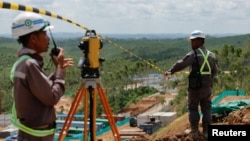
(57, 78, 121, 141)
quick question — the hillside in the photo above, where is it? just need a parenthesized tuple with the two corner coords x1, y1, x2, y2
(1, 34, 250, 141)
(120, 95, 250, 141)
(53, 94, 250, 141)
(1, 92, 249, 140)
(151, 96, 250, 141)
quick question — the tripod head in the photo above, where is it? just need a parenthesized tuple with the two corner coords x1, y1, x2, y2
(77, 30, 104, 78)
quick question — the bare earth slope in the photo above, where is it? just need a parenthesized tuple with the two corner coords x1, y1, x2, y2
(54, 95, 250, 141)
(129, 96, 250, 141)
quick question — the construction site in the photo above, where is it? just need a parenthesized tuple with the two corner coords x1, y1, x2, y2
(1, 1, 250, 141)
(1, 89, 250, 141)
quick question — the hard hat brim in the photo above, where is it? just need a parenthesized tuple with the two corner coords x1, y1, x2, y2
(42, 25, 54, 31)
(189, 30, 205, 39)
(189, 36, 205, 40)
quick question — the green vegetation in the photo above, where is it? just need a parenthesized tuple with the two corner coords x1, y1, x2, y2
(1, 34, 250, 116)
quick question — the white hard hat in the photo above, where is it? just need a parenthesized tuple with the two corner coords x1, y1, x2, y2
(189, 30, 205, 39)
(12, 12, 54, 37)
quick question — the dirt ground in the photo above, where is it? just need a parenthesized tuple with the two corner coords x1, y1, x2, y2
(3, 94, 248, 141)
(80, 95, 250, 141)
(117, 93, 174, 117)
(126, 96, 250, 141)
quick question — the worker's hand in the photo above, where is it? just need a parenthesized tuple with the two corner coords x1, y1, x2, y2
(62, 58, 74, 69)
(164, 71, 171, 77)
(51, 48, 74, 69)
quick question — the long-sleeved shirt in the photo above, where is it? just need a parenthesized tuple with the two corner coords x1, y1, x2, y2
(12, 47, 65, 128)
(168, 46, 218, 87)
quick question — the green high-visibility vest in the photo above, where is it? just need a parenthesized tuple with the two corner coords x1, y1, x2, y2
(10, 55, 55, 137)
(198, 48, 211, 75)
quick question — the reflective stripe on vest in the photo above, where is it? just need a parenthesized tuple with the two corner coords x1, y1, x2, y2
(10, 55, 31, 82)
(198, 48, 211, 75)
(10, 55, 55, 137)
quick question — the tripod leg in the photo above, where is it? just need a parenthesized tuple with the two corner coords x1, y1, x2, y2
(88, 87, 97, 141)
(97, 87, 121, 141)
(57, 85, 87, 141)
(83, 87, 88, 141)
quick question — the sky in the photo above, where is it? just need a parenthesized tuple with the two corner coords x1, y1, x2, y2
(1, 0, 250, 36)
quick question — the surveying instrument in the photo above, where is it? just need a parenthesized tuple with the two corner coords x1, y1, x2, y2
(57, 30, 121, 141)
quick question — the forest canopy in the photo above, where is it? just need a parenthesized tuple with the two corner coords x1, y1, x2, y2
(1, 34, 250, 114)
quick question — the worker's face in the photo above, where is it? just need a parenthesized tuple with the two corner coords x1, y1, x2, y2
(190, 38, 202, 49)
(31, 31, 50, 53)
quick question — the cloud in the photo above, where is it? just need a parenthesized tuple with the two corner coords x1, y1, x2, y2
(1, 0, 250, 35)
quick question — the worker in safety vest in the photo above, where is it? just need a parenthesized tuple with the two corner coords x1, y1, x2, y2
(164, 30, 218, 140)
(10, 12, 73, 141)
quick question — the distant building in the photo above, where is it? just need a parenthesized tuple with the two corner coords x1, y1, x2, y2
(132, 73, 183, 94)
